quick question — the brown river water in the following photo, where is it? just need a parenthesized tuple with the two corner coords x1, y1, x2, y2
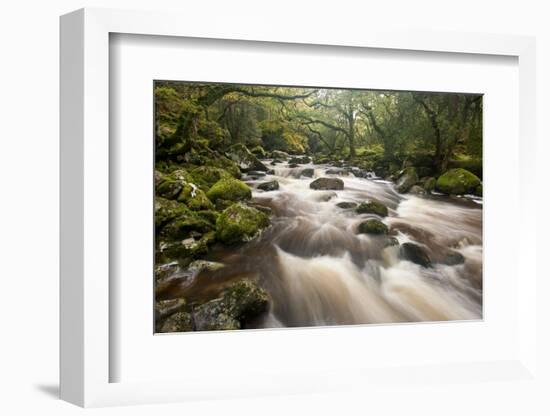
(159, 159, 483, 329)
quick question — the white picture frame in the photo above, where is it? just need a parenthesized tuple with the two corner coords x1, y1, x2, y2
(60, 7, 538, 408)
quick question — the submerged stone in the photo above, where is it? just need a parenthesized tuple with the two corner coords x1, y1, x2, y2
(257, 180, 279, 192)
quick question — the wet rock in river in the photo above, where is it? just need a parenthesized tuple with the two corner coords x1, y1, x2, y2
(336, 201, 357, 209)
(288, 163, 299, 168)
(442, 251, 465, 266)
(193, 279, 270, 331)
(326, 168, 348, 176)
(247, 170, 267, 177)
(271, 150, 289, 160)
(356, 200, 388, 217)
(408, 185, 426, 195)
(215, 203, 270, 245)
(357, 219, 388, 235)
(394, 167, 419, 193)
(384, 236, 400, 247)
(301, 168, 314, 178)
(270, 159, 283, 165)
(399, 242, 432, 268)
(258, 180, 280, 192)
(310, 177, 344, 190)
(420, 176, 436, 193)
(288, 156, 311, 164)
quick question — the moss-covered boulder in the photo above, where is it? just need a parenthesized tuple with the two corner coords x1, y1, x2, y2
(310, 177, 344, 190)
(250, 145, 267, 158)
(193, 279, 270, 331)
(357, 219, 388, 235)
(206, 177, 252, 206)
(474, 183, 483, 197)
(356, 200, 388, 217)
(176, 184, 213, 210)
(395, 167, 419, 193)
(157, 231, 216, 263)
(435, 168, 481, 195)
(399, 242, 432, 268)
(216, 203, 270, 245)
(155, 197, 189, 228)
(189, 166, 233, 191)
(226, 143, 268, 172)
(421, 177, 437, 193)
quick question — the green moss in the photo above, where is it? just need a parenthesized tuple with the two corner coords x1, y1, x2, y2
(357, 219, 388, 235)
(193, 279, 270, 331)
(177, 184, 214, 210)
(422, 177, 437, 193)
(216, 203, 269, 245)
(206, 177, 252, 204)
(356, 200, 388, 217)
(155, 197, 189, 228)
(250, 145, 267, 158)
(189, 166, 233, 191)
(474, 183, 483, 197)
(435, 168, 481, 195)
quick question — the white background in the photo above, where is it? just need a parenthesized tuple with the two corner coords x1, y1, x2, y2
(1, 0, 548, 415)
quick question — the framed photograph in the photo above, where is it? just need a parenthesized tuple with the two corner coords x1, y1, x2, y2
(60, 8, 539, 408)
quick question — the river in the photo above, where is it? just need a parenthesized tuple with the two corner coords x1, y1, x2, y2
(163, 158, 483, 329)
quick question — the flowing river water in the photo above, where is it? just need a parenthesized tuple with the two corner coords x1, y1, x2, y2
(162, 159, 483, 329)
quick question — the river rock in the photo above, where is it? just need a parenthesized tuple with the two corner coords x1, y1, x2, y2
(420, 176, 436, 193)
(326, 168, 348, 176)
(288, 163, 299, 168)
(288, 156, 311, 164)
(336, 201, 357, 209)
(258, 180, 280, 192)
(193, 279, 270, 331)
(357, 219, 388, 235)
(474, 184, 483, 197)
(271, 150, 289, 160)
(301, 168, 314, 178)
(188, 259, 225, 274)
(400, 242, 432, 268)
(206, 177, 251, 205)
(215, 203, 270, 245)
(250, 145, 267, 158)
(408, 185, 426, 195)
(356, 200, 388, 217)
(270, 159, 283, 165)
(442, 251, 465, 265)
(158, 311, 194, 333)
(394, 167, 419, 193)
(435, 168, 481, 195)
(384, 236, 400, 247)
(310, 177, 344, 190)
(226, 143, 269, 172)
(247, 170, 267, 177)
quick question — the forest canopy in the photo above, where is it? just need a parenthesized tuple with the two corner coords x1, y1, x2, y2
(155, 81, 482, 176)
